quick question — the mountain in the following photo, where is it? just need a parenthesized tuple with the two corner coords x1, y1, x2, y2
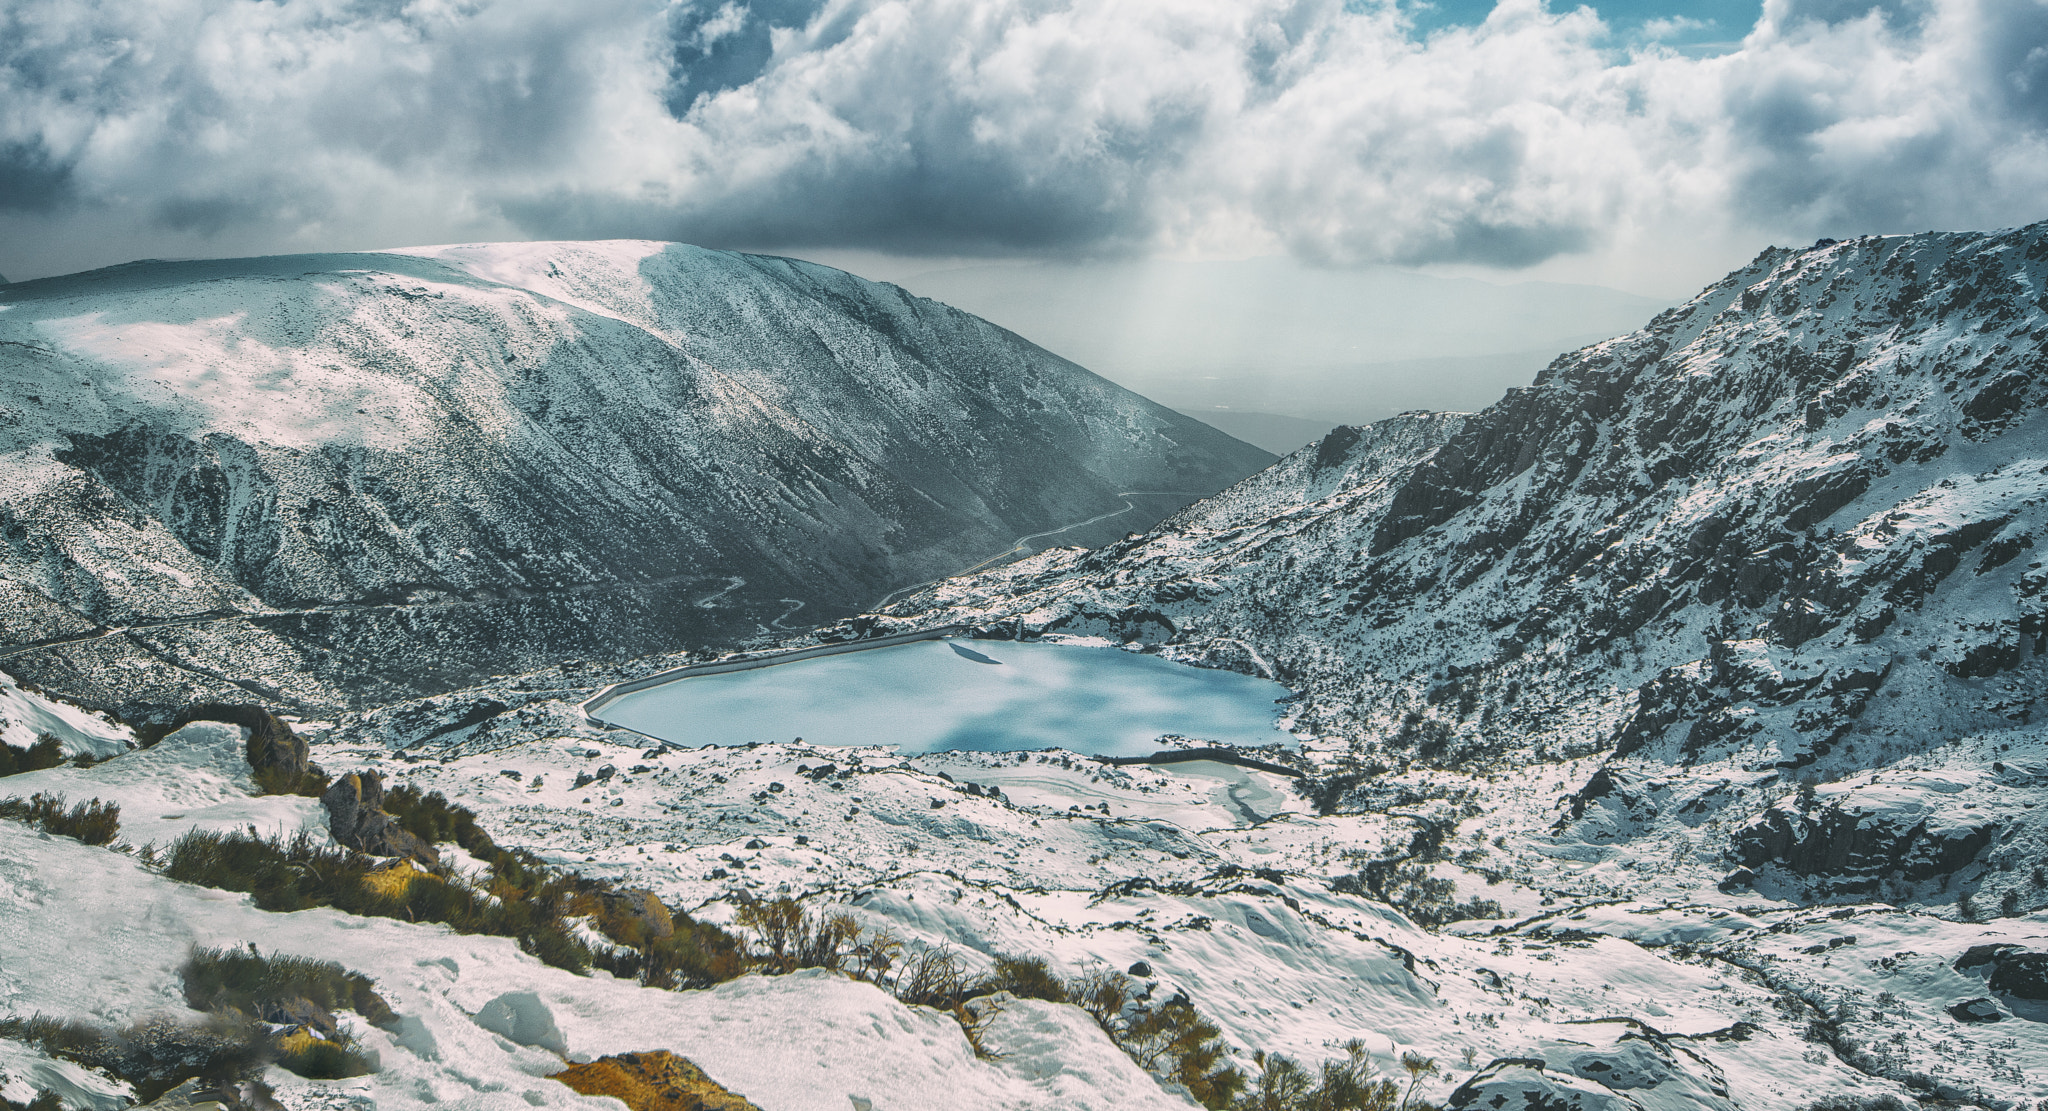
(888, 223, 2048, 802)
(0, 242, 1271, 719)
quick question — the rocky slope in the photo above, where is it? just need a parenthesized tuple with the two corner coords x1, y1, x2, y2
(880, 220, 2048, 913)
(0, 242, 1269, 719)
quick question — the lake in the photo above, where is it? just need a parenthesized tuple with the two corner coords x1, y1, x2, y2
(588, 639, 1295, 757)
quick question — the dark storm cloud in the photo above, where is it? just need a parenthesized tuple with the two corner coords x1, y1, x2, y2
(1, 0, 2046, 277)
(0, 141, 72, 212)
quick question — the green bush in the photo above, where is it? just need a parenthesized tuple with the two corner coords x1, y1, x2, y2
(0, 792, 120, 845)
(0, 735, 65, 779)
(641, 921, 748, 990)
(383, 785, 494, 857)
(1120, 994, 1246, 1108)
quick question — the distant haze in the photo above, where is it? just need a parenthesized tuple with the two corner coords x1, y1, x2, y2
(892, 258, 1671, 452)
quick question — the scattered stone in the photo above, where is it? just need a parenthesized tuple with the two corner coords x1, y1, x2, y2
(1127, 960, 1153, 978)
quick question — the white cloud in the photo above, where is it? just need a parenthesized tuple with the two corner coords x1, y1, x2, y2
(0, 0, 2043, 282)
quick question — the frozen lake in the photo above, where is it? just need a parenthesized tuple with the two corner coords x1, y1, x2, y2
(591, 639, 1296, 757)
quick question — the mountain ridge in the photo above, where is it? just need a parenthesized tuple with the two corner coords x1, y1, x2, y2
(0, 241, 1271, 718)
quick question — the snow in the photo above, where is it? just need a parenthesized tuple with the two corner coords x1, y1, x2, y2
(0, 721, 328, 850)
(0, 673, 131, 758)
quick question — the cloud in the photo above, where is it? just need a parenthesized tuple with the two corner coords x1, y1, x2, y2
(0, 0, 2044, 279)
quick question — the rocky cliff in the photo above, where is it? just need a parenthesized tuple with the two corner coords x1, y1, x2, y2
(0, 242, 1270, 718)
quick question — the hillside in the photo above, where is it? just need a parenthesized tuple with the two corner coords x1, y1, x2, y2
(0, 242, 1270, 718)
(226, 223, 2048, 1111)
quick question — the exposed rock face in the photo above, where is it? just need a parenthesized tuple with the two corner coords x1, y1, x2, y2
(1732, 788, 1998, 896)
(1957, 945, 2048, 1001)
(551, 1051, 761, 1111)
(0, 243, 1269, 718)
(320, 770, 436, 862)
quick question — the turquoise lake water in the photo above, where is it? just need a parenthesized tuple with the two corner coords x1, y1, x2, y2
(592, 639, 1295, 757)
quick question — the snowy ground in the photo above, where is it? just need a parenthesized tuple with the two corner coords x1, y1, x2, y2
(4, 666, 2046, 1110)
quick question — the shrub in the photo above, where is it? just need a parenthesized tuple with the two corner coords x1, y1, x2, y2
(1236, 1042, 1399, 1111)
(0, 735, 65, 778)
(0, 792, 120, 845)
(180, 946, 395, 1029)
(734, 897, 862, 975)
(273, 1031, 376, 1080)
(160, 829, 595, 974)
(640, 922, 748, 991)
(984, 956, 1069, 1004)
(892, 946, 972, 1009)
(383, 785, 495, 857)
(1120, 995, 1246, 1108)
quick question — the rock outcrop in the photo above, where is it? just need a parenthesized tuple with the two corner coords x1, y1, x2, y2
(320, 771, 436, 863)
(1732, 789, 1998, 896)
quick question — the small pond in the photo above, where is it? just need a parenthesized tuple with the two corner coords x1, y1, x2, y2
(589, 639, 1295, 757)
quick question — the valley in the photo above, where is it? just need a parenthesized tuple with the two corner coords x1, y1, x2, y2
(6, 223, 2048, 1111)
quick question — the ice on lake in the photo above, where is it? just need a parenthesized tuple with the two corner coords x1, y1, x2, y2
(592, 639, 1295, 757)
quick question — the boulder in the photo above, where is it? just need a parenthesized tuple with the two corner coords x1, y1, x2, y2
(1445, 1060, 1643, 1111)
(472, 991, 568, 1055)
(1988, 951, 2048, 1001)
(1947, 997, 2003, 1023)
(321, 771, 437, 863)
(1953, 945, 2048, 1000)
(551, 1051, 761, 1111)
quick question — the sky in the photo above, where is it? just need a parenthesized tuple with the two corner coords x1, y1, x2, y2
(2, 0, 2045, 434)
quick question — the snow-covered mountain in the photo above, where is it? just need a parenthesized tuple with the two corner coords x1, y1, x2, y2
(887, 222, 2048, 856)
(0, 242, 1270, 718)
